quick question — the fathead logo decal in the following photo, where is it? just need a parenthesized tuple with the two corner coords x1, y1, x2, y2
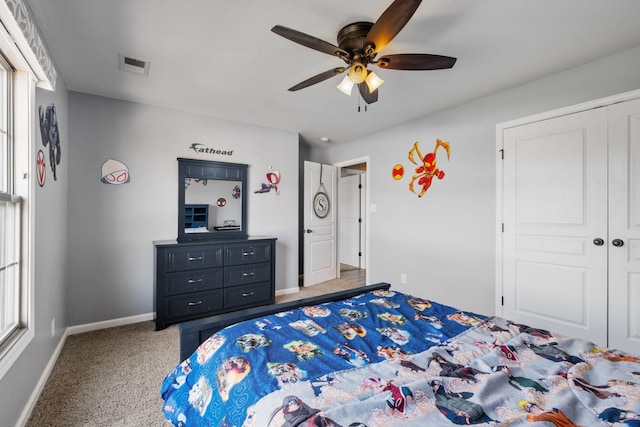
(189, 143, 233, 156)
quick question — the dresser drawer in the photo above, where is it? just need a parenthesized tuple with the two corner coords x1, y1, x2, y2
(225, 262, 271, 287)
(224, 242, 272, 266)
(165, 268, 222, 296)
(223, 282, 272, 310)
(164, 246, 223, 272)
(166, 290, 223, 319)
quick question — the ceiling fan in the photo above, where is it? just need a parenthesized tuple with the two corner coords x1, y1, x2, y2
(271, 0, 456, 104)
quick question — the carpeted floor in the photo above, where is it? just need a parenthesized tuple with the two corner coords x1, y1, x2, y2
(26, 321, 179, 427)
(276, 278, 359, 303)
(25, 279, 361, 426)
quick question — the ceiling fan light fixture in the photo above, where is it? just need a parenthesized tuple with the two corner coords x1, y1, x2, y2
(337, 75, 355, 95)
(365, 71, 384, 92)
(348, 63, 368, 84)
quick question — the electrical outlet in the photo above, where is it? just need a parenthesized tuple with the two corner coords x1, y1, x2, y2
(51, 318, 55, 338)
(400, 273, 407, 284)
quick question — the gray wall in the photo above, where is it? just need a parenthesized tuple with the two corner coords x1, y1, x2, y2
(321, 45, 640, 317)
(0, 83, 69, 426)
(66, 92, 300, 326)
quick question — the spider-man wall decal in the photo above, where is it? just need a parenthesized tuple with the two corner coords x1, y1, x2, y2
(392, 139, 450, 198)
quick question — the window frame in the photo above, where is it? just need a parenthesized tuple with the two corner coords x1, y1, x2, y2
(0, 22, 35, 380)
(0, 51, 18, 343)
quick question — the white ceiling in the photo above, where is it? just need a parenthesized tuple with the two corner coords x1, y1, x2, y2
(26, 0, 640, 146)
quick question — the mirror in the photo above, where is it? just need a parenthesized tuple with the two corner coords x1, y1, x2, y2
(177, 158, 248, 242)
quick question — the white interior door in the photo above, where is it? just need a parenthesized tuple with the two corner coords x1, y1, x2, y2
(501, 108, 609, 345)
(608, 98, 640, 354)
(339, 174, 361, 268)
(304, 161, 337, 287)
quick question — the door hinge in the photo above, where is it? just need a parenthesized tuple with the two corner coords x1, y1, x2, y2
(358, 252, 362, 257)
(358, 184, 363, 189)
(499, 149, 504, 160)
(358, 218, 362, 223)
(501, 296, 504, 306)
(502, 223, 504, 232)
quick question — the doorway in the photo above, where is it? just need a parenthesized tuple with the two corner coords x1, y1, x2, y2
(335, 157, 368, 286)
(301, 157, 369, 289)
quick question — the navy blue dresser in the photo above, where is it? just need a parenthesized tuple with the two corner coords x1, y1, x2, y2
(154, 237, 276, 330)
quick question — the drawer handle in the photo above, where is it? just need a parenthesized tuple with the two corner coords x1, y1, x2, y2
(242, 252, 255, 257)
(188, 256, 203, 261)
(188, 279, 203, 284)
(242, 292, 255, 297)
(242, 272, 255, 277)
(187, 300, 203, 306)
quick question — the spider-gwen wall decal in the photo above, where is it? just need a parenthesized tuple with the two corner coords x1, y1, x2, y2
(38, 103, 61, 181)
(254, 165, 281, 195)
(100, 159, 130, 185)
(392, 139, 450, 197)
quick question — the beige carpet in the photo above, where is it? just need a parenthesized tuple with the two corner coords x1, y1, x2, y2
(276, 278, 359, 303)
(25, 280, 360, 426)
(26, 321, 179, 427)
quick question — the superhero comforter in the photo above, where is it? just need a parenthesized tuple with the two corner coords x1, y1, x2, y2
(161, 289, 640, 426)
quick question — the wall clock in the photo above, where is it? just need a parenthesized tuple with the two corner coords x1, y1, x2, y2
(313, 191, 330, 218)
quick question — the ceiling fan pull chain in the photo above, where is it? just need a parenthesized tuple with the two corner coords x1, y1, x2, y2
(357, 96, 367, 113)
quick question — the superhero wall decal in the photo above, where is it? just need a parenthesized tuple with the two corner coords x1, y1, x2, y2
(100, 159, 130, 185)
(254, 165, 281, 195)
(392, 139, 450, 197)
(38, 103, 61, 182)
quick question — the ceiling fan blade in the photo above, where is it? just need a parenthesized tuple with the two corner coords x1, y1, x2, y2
(364, 0, 422, 55)
(376, 54, 457, 70)
(358, 82, 379, 104)
(272, 25, 350, 59)
(288, 67, 347, 91)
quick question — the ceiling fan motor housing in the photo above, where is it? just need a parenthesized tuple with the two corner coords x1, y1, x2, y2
(337, 22, 374, 59)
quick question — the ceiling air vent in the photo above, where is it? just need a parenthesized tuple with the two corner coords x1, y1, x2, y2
(119, 54, 150, 76)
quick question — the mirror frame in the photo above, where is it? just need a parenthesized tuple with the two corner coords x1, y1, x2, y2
(177, 158, 248, 242)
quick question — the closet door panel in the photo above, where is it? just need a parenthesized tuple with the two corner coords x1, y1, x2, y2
(608, 98, 640, 354)
(501, 108, 608, 345)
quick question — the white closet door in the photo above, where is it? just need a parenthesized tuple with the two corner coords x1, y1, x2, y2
(608, 98, 640, 354)
(501, 108, 609, 345)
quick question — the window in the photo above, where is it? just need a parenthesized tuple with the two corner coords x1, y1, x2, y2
(0, 52, 21, 352)
(0, 7, 39, 381)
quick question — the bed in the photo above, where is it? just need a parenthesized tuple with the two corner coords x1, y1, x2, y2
(161, 283, 640, 426)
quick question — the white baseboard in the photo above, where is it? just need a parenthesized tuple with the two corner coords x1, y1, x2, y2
(66, 312, 155, 335)
(275, 287, 299, 297)
(16, 312, 155, 426)
(16, 329, 68, 427)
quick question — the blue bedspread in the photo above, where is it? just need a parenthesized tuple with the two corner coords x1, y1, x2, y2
(161, 289, 484, 426)
(161, 289, 640, 426)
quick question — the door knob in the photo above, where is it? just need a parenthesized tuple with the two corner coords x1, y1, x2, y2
(612, 239, 624, 247)
(593, 238, 604, 246)
(305, 229, 313, 233)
